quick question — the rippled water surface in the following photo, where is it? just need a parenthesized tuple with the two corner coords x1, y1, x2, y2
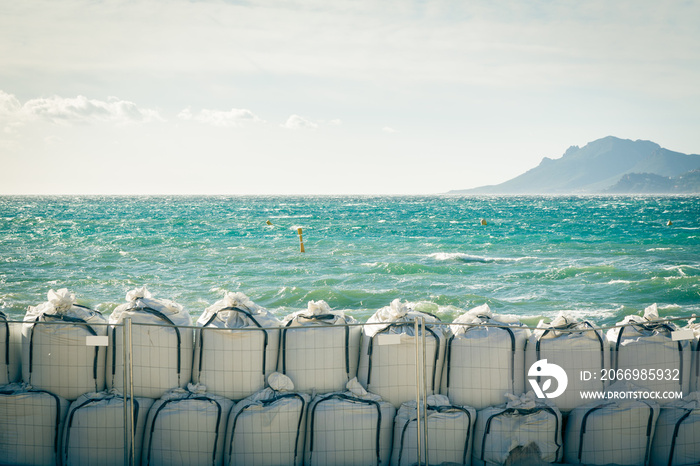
(1, 195, 698, 325)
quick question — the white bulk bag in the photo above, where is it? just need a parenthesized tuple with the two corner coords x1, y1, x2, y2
(142, 384, 233, 466)
(442, 304, 529, 410)
(305, 378, 395, 466)
(473, 392, 563, 466)
(564, 382, 659, 466)
(62, 390, 154, 466)
(194, 292, 281, 399)
(0, 383, 70, 466)
(0, 311, 21, 385)
(224, 373, 310, 466)
(358, 299, 446, 409)
(650, 391, 700, 466)
(525, 313, 609, 412)
(22, 289, 108, 400)
(607, 304, 691, 402)
(107, 287, 194, 399)
(391, 394, 476, 466)
(279, 300, 361, 394)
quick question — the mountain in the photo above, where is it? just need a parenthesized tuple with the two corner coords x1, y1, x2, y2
(607, 169, 700, 194)
(451, 136, 700, 194)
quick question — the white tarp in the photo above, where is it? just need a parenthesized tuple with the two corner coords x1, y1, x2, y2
(650, 391, 700, 466)
(305, 378, 395, 466)
(279, 300, 361, 394)
(391, 394, 476, 466)
(194, 292, 281, 400)
(107, 287, 194, 399)
(142, 384, 233, 466)
(62, 389, 154, 466)
(358, 299, 446, 408)
(0, 311, 21, 385)
(0, 383, 70, 466)
(442, 304, 529, 410)
(564, 382, 660, 466)
(473, 392, 563, 465)
(607, 304, 691, 402)
(525, 313, 609, 412)
(21, 289, 108, 400)
(224, 373, 310, 466)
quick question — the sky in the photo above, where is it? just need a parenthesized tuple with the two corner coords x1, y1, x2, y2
(1, 0, 699, 195)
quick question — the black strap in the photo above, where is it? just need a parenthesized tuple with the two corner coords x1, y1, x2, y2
(228, 393, 306, 465)
(447, 325, 515, 394)
(643, 402, 655, 466)
(578, 403, 612, 461)
(1, 312, 9, 381)
(281, 314, 351, 379)
(28, 312, 101, 388)
(63, 395, 141, 464)
(22, 388, 63, 454)
(367, 318, 441, 391)
(146, 395, 223, 466)
(134, 307, 183, 380)
(482, 407, 560, 462)
(309, 393, 382, 465)
(615, 323, 685, 390)
(536, 321, 605, 386)
(398, 405, 472, 466)
(667, 409, 693, 466)
(198, 307, 269, 378)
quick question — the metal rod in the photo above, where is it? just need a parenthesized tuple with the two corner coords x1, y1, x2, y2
(421, 317, 429, 466)
(127, 317, 135, 466)
(122, 322, 128, 466)
(414, 318, 422, 466)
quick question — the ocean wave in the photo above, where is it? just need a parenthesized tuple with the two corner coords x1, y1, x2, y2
(427, 252, 532, 263)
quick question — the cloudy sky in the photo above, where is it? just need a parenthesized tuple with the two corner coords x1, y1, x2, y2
(1, 0, 699, 195)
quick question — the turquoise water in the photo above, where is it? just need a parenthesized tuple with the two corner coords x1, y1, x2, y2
(1, 196, 698, 325)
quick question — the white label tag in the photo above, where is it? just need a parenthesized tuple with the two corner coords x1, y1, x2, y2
(672, 329, 694, 341)
(377, 334, 402, 346)
(86, 335, 109, 347)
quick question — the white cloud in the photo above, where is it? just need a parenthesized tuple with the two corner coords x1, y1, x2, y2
(0, 91, 162, 125)
(178, 107, 264, 127)
(281, 114, 318, 130)
(382, 126, 398, 133)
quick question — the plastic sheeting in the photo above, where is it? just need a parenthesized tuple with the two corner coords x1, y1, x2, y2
(224, 373, 310, 466)
(391, 394, 476, 466)
(142, 384, 233, 466)
(62, 390, 154, 466)
(279, 300, 361, 394)
(107, 288, 194, 399)
(442, 304, 529, 410)
(0, 383, 70, 466)
(305, 378, 395, 466)
(22, 289, 108, 400)
(358, 299, 446, 409)
(194, 292, 281, 400)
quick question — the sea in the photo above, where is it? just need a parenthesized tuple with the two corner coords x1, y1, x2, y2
(1, 195, 698, 327)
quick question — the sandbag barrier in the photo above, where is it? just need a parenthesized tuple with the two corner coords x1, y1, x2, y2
(1, 311, 699, 466)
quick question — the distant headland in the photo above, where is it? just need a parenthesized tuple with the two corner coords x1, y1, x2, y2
(450, 136, 700, 194)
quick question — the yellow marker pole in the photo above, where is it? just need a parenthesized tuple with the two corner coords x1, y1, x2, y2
(297, 227, 305, 253)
